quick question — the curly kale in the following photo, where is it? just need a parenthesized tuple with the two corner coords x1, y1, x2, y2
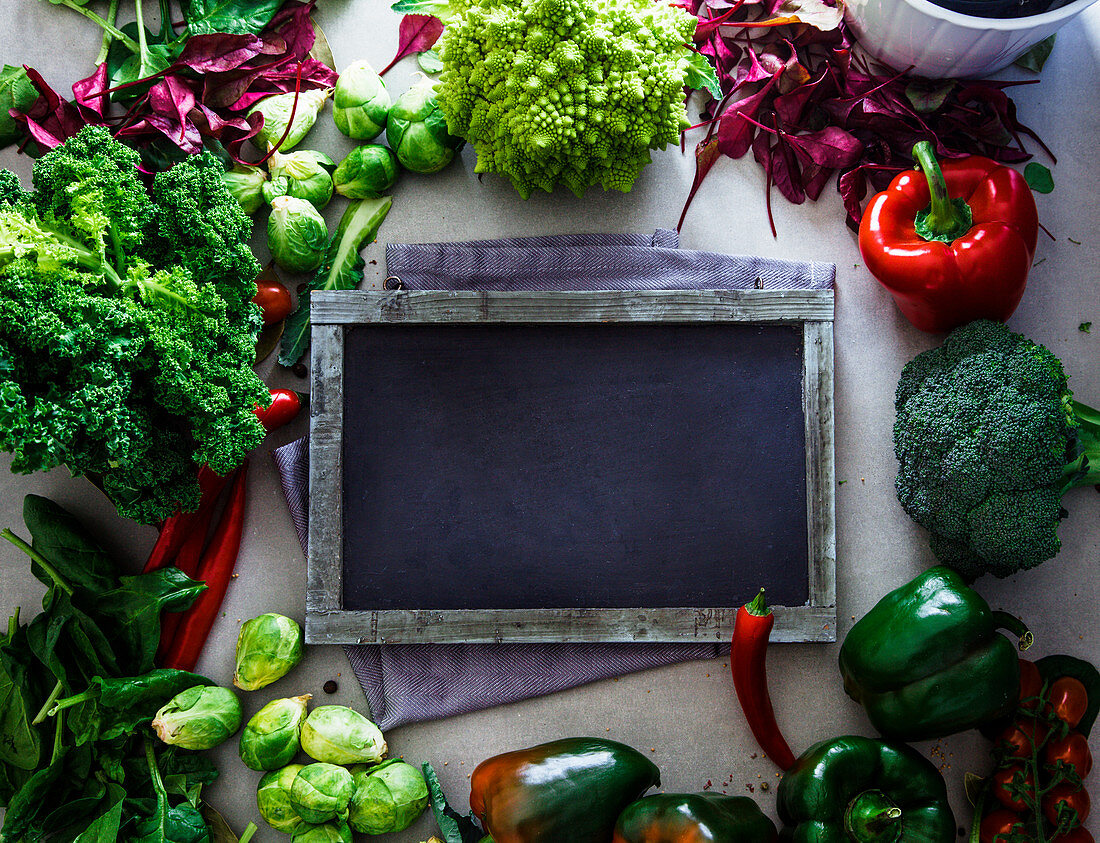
(0, 170, 22, 206)
(894, 320, 1100, 579)
(0, 127, 266, 524)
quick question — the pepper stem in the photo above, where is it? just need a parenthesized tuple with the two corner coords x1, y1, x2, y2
(992, 611, 1034, 651)
(912, 141, 973, 244)
(744, 588, 769, 617)
(845, 791, 903, 843)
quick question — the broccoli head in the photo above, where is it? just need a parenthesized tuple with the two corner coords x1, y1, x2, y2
(894, 320, 1100, 579)
(437, 0, 700, 198)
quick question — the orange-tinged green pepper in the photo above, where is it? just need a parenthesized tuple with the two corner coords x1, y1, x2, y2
(613, 793, 777, 842)
(469, 737, 660, 843)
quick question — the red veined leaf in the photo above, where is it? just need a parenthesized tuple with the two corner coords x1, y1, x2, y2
(379, 14, 445, 76)
(177, 33, 264, 73)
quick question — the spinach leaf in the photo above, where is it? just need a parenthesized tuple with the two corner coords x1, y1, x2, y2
(1, 747, 69, 840)
(23, 495, 118, 596)
(93, 567, 206, 672)
(422, 762, 485, 843)
(58, 670, 212, 745)
(0, 642, 41, 770)
(166, 802, 212, 843)
(182, 0, 286, 35)
(73, 783, 126, 843)
(26, 591, 120, 688)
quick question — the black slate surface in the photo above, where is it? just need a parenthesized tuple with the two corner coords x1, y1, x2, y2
(342, 322, 809, 611)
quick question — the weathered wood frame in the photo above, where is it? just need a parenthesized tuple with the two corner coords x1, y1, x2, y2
(306, 289, 836, 645)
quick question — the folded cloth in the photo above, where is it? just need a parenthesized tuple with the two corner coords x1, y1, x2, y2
(272, 229, 836, 731)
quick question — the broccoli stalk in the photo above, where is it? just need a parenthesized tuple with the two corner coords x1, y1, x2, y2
(894, 320, 1100, 579)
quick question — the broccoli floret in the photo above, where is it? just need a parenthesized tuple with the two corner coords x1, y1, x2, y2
(0, 170, 23, 206)
(894, 320, 1100, 579)
(0, 127, 266, 525)
(437, 0, 698, 198)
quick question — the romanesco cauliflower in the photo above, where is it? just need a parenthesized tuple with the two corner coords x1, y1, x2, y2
(437, 0, 701, 198)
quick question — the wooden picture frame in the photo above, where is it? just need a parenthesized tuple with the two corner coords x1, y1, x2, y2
(306, 289, 836, 645)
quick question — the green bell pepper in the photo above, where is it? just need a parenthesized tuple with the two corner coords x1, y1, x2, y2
(777, 735, 955, 842)
(468, 737, 660, 843)
(613, 793, 778, 842)
(838, 566, 1030, 741)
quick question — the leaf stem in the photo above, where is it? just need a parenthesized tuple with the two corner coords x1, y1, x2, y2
(94, 0, 122, 65)
(32, 679, 64, 726)
(51, 708, 65, 766)
(1, 529, 74, 596)
(57, 0, 141, 53)
(238, 822, 258, 843)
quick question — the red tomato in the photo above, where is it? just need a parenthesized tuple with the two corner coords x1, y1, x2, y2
(1043, 783, 1091, 828)
(1045, 732, 1094, 780)
(980, 809, 1026, 843)
(992, 763, 1034, 812)
(999, 719, 1049, 759)
(253, 270, 293, 326)
(1019, 658, 1043, 710)
(1045, 677, 1090, 729)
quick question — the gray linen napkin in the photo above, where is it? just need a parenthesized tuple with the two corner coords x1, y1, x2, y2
(272, 229, 835, 731)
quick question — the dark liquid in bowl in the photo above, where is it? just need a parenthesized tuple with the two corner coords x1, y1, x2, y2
(928, 0, 1068, 17)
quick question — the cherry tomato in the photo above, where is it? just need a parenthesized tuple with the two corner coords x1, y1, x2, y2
(1045, 677, 1090, 729)
(980, 808, 1027, 843)
(1019, 658, 1043, 710)
(253, 388, 303, 432)
(1042, 783, 1091, 828)
(253, 268, 293, 326)
(999, 719, 1049, 759)
(1045, 732, 1094, 780)
(992, 763, 1034, 812)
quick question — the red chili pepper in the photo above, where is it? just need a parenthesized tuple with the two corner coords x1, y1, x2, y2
(253, 266, 294, 326)
(154, 493, 223, 666)
(160, 461, 249, 673)
(254, 388, 304, 432)
(858, 140, 1038, 334)
(142, 466, 229, 573)
(731, 588, 796, 771)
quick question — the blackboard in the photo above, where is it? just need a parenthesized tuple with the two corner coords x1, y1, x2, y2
(306, 290, 835, 644)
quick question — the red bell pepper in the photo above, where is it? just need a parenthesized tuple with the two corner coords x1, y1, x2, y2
(859, 141, 1038, 334)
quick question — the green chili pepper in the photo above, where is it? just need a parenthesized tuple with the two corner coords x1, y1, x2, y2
(777, 735, 956, 842)
(612, 793, 777, 842)
(839, 566, 1031, 741)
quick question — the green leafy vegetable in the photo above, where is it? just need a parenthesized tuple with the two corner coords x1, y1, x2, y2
(0, 66, 38, 149)
(1024, 162, 1054, 194)
(0, 126, 267, 525)
(181, 0, 285, 35)
(279, 196, 392, 367)
(1080, 322, 1092, 333)
(422, 762, 484, 843)
(0, 495, 222, 840)
(1014, 34, 1056, 73)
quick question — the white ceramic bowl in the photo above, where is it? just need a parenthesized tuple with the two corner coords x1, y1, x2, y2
(844, 0, 1098, 77)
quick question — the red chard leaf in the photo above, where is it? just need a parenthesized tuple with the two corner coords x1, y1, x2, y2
(177, 34, 264, 73)
(380, 14, 446, 76)
(72, 64, 110, 119)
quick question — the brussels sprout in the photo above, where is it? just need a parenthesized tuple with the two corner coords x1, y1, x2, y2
(333, 60, 391, 141)
(333, 145, 398, 199)
(250, 88, 333, 152)
(291, 819, 354, 843)
(267, 195, 328, 273)
(386, 79, 464, 174)
(235, 612, 305, 691)
(300, 705, 387, 765)
(348, 760, 429, 834)
(258, 764, 308, 834)
(240, 694, 311, 771)
(262, 150, 336, 211)
(221, 164, 268, 215)
(152, 685, 242, 750)
(290, 763, 354, 824)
